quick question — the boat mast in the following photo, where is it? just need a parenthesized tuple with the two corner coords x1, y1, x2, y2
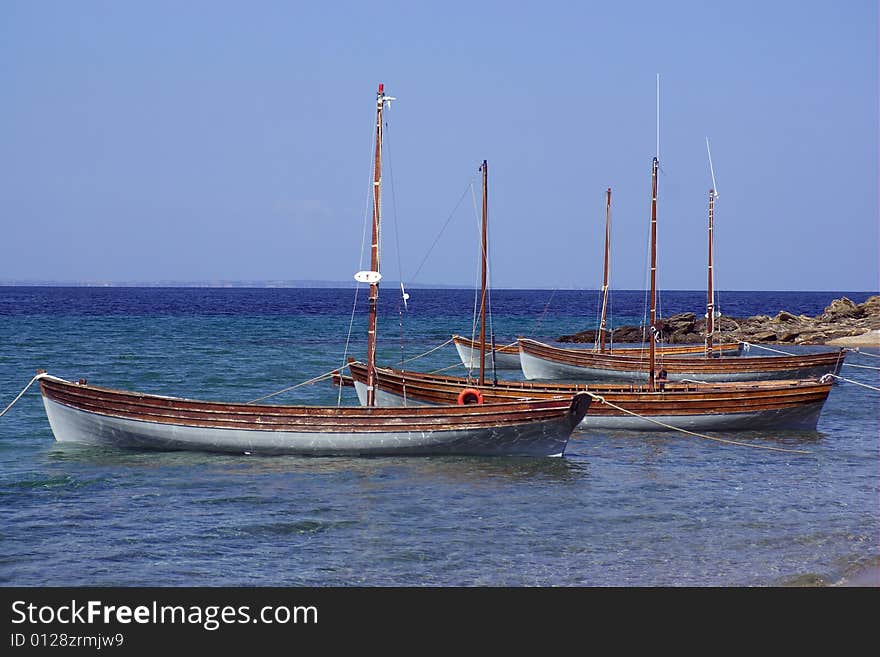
(478, 160, 488, 386)
(705, 188, 716, 358)
(365, 83, 388, 407)
(648, 157, 659, 392)
(598, 187, 611, 353)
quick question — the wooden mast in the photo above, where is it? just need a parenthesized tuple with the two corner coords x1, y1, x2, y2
(365, 83, 387, 407)
(598, 187, 612, 353)
(706, 188, 716, 358)
(478, 160, 488, 386)
(648, 157, 659, 392)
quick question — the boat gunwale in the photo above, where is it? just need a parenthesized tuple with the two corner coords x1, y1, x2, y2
(517, 337, 844, 373)
(346, 361, 833, 416)
(39, 375, 587, 432)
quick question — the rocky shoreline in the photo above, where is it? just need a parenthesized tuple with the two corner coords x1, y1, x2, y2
(558, 296, 880, 347)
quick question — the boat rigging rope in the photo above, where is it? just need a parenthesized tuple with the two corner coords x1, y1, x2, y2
(741, 341, 876, 370)
(846, 347, 880, 358)
(408, 180, 476, 285)
(534, 289, 557, 333)
(579, 390, 811, 454)
(400, 338, 455, 364)
(0, 372, 47, 418)
(466, 181, 481, 379)
(823, 373, 880, 392)
(246, 368, 342, 404)
(842, 362, 880, 371)
(429, 361, 469, 374)
(336, 111, 381, 406)
(249, 337, 460, 405)
(739, 342, 800, 356)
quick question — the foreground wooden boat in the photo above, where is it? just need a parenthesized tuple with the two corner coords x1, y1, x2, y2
(346, 361, 833, 432)
(39, 373, 589, 456)
(36, 84, 590, 458)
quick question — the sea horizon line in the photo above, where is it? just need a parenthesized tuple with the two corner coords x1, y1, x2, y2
(1, 281, 877, 294)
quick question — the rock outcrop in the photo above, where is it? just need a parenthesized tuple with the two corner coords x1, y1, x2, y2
(558, 296, 880, 346)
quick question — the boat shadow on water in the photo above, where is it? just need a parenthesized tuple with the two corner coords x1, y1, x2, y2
(42, 441, 588, 483)
(568, 426, 826, 452)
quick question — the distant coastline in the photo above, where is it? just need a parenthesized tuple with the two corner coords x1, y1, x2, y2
(1, 280, 878, 293)
(0, 279, 463, 289)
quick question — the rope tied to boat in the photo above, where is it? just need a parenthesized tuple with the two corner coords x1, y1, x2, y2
(739, 341, 798, 356)
(0, 371, 49, 418)
(245, 368, 342, 404)
(823, 373, 880, 392)
(846, 347, 880, 359)
(429, 361, 469, 374)
(399, 337, 454, 365)
(841, 362, 880, 371)
(246, 337, 461, 403)
(578, 390, 811, 454)
(741, 340, 875, 371)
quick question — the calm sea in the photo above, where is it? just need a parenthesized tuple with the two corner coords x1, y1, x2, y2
(1, 286, 877, 586)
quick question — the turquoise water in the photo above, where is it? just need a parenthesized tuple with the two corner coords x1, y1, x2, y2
(1, 287, 877, 586)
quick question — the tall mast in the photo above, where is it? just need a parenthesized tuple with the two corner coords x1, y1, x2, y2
(478, 160, 488, 386)
(364, 83, 389, 407)
(705, 188, 716, 357)
(598, 187, 611, 353)
(648, 157, 659, 392)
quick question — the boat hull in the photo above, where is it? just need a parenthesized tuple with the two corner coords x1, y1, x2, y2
(518, 338, 845, 383)
(353, 382, 824, 431)
(452, 336, 741, 372)
(39, 375, 588, 457)
(347, 362, 832, 432)
(453, 336, 521, 370)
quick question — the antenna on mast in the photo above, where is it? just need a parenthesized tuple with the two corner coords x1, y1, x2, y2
(656, 74, 660, 160)
(706, 137, 718, 198)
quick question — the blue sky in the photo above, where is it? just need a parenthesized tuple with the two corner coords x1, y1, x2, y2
(1, 0, 877, 291)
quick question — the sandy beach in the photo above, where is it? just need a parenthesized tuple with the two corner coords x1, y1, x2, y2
(826, 329, 880, 347)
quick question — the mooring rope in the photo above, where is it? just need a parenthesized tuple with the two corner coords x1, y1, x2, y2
(843, 362, 880, 371)
(245, 368, 341, 404)
(847, 347, 880, 359)
(824, 373, 880, 392)
(0, 372, 47, 418)
(400, 337, 455, 364)
(223, 336, 463, 406)
(741, 341, 878, 371)
(740, 341, 798, 356)
(429, 361, 469, 374)
(579, 390, 811, 454)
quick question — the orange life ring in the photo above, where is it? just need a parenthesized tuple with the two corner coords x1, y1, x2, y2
(457, 388, 484, 405)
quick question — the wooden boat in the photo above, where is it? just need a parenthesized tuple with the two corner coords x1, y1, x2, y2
(518, 337, 844, 383)
(449, 162, 521, 373)
(38, 373, 588, 456)
(587, 187, 740, 357)
(36, 84, 590, 458)
(450, 174, 738, 374)
(518, 172, 845, 383)
(453, 334, 521, 371)
(346, 360, 833, 431)
(347, 159, 834, 433)
(453, 334, 740, 371)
